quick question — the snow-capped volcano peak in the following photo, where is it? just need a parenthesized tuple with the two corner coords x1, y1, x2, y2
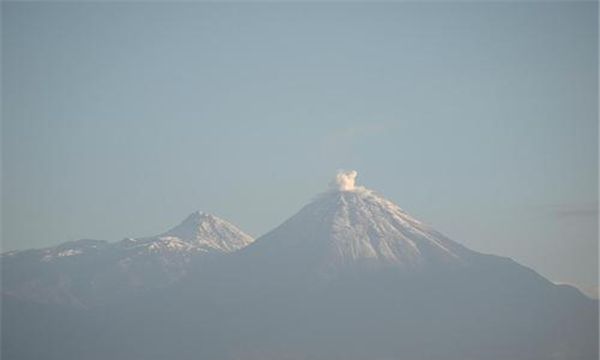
(250, 172, 475, 275)
(161, 211, 254, 253)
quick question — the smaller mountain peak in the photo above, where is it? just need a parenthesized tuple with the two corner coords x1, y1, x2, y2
(329, 170, 361, 192)
(162, 211, 254, 253)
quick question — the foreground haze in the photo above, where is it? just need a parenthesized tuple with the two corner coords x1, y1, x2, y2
(2, 171, 597, 360)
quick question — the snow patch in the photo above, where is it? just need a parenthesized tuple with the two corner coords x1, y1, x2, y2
(42, 249, 83, 261)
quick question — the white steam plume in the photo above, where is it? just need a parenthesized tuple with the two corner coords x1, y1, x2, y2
(331, 170, 358, 191)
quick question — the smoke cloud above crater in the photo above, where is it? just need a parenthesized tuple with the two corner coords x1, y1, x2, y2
(331, 170, 358, 191)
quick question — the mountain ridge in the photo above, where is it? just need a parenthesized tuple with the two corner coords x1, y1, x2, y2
(0, 211, 254, 307)
(1, 171, 597, 360)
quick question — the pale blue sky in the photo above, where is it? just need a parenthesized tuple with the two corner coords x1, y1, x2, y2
(2, 2, 597, 292)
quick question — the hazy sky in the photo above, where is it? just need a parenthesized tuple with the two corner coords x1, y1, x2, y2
(2, 2, 597, 293)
